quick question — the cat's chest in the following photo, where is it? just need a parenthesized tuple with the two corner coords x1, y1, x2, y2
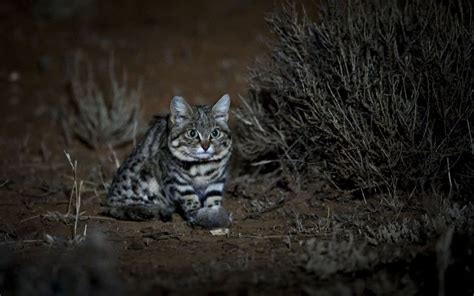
(188, 162, 221, 186)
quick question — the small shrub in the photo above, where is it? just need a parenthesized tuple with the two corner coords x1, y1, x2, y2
(68, 53, 142, 149)
(302, 202, 473, 281)
(235, 0, 473, 197)
(302, 233, 377, 278)
(365, 219, 426, 246)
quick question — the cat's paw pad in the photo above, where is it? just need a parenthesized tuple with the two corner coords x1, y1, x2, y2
(194, 206, 232, 229)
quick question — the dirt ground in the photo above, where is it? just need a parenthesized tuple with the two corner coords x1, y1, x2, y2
(0, 1, 473, 295)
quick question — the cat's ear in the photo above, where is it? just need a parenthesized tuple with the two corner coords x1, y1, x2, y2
(170, 96, 192, 125)
(212, 94, 230, 122)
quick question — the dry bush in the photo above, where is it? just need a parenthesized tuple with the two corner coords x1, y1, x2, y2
(235, 0, 473, 198)
(68, 53, 142, 149)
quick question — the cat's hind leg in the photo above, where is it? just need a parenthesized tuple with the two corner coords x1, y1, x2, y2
(104, 167, 174, 221)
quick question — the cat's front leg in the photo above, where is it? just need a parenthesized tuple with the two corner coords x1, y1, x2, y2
(178, 194, 202, 224)
(202, 182, 225, 207)
(178, 186, 232, 229)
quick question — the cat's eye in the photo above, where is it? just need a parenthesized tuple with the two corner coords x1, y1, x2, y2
(186, 129, 199, 139)
(211, 128, 221, 138)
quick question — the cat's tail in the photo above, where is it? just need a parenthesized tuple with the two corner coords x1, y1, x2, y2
(100, 202, 173, 222)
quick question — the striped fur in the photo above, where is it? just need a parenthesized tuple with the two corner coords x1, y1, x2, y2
(103, 95, 232, 228)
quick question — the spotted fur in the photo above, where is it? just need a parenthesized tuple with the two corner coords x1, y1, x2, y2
(103, 95, 232, 228)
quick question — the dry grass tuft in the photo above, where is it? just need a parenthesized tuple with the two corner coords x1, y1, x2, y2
(64, 151, 87, 242)
(68, 53, 142, 149)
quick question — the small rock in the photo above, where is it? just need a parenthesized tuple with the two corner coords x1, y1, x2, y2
(210, 228, 230, 236)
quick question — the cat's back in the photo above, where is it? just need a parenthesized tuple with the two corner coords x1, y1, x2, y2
(107, 116, 168, 204)
(132, 116, 168, 160)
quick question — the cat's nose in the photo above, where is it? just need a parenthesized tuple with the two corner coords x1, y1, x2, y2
(201, 141, 210, 151)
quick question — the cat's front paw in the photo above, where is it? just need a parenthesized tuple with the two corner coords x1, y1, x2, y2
(193, 206, 232, 229)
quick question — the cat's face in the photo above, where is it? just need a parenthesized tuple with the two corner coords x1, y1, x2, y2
(168, 94, 232, 162)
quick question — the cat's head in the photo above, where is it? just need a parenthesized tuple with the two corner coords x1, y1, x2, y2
(168, 94, 232, 162)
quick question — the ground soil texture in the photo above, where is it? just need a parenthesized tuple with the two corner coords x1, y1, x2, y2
(1, 1, 473, 295)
